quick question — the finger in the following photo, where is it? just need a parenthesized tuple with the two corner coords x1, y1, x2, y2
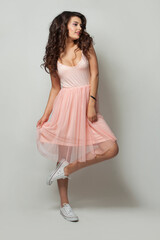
(41, 122, 44, 127)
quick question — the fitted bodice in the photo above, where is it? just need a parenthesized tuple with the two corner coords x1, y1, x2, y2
(57, 51, 91, 88)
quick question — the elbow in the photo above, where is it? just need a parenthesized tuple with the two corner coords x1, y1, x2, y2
(51, 86, 61, 93)
(95, 71, 99, 78)
(91, 72, 99, 79)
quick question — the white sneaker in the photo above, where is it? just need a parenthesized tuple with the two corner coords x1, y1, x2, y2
(60, 203, 79, 222)
(46, 158, 71, 185)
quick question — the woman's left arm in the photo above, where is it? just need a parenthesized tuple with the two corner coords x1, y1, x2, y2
(87, 44, 99, 123)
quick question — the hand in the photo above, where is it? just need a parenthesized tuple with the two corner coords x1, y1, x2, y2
(87, 105, 97, 123)
(36, 114, 49, 128)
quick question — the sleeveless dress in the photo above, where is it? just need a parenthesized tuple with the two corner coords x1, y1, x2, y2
(36, 50, 117, 164)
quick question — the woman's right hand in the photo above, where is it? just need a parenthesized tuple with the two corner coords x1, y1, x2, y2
(36, 114, 49, 128)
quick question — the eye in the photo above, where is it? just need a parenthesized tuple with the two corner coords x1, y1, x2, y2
(73, 23, 83, 28)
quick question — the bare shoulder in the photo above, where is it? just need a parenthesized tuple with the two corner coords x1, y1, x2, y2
(87, 44, 99, 77)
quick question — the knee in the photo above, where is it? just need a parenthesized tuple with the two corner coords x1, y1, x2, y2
(110, 141, 119, 157)
(103, 141, 119, 158)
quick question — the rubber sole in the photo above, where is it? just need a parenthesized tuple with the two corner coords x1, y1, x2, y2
(60, 210, 79, 222)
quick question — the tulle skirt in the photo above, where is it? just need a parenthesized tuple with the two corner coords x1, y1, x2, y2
(36, 84, 117, 164)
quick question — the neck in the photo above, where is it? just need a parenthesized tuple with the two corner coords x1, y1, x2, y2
(65, 38, 76, 50)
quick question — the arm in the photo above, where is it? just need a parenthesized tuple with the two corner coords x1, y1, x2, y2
(43, 70, 61, 118)
(87, 44, 99, 122)
(88, 44, 99, 107)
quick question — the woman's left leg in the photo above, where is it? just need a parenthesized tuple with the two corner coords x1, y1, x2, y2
(56, 145, 72, 207)
(64, 140, 119, 176)
(57, 178, 70, 207)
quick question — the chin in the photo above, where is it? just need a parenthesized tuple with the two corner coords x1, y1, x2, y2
(71, 36, 79, 40)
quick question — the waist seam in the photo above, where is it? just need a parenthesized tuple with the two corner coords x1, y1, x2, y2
(61, 84, 90, 89)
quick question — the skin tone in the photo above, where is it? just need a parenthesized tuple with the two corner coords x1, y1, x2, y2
(36, 16, 119, 207)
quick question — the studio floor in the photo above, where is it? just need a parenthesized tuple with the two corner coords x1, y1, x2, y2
(1, 206, 160, 240)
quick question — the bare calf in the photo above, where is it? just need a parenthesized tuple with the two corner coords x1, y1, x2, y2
(65, 140, 119, 175)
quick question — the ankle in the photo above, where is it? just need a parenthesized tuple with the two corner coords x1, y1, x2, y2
(64, 165, 70, 176)
(65, 164, 76, 175)
(65, 162, 83, 175)
(61, 201, 69, 207)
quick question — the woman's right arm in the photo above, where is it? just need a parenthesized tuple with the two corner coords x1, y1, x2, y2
(36, 70, 61, 128)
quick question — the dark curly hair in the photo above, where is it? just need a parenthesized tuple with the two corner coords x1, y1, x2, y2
(40, 11, 94, 77)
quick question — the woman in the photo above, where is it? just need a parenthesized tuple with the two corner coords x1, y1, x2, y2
(36, 11, 119, 222)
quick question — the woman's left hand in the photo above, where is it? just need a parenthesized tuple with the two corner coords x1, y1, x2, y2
(87, 105, 97, 123)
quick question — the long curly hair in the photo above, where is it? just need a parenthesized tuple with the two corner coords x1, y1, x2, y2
(40, 11, 94, 77)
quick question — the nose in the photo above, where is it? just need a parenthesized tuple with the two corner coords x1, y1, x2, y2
(78, 24, 82, 30)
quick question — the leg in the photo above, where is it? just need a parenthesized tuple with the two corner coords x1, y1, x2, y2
(56, 145, 72, 207)
(64, 140, 119, 176)
(57, 178, 70, 207)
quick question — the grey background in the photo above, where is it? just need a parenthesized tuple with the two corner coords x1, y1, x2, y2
(0, 0, 160, 239)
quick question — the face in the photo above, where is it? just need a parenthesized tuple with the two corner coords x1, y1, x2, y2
(67, 16, 82, 40)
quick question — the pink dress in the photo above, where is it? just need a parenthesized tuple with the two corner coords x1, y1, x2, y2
(36, 50, 117, 164)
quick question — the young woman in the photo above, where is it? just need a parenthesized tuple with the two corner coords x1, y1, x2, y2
(36, 11, 119, 222)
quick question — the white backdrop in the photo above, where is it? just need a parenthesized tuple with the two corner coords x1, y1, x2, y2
(1, 0, 160, 239)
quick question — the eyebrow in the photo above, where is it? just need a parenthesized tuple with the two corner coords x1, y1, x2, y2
(73, 21, 82, 24)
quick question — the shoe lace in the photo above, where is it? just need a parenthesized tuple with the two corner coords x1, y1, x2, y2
(63, 204, 73, 215)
